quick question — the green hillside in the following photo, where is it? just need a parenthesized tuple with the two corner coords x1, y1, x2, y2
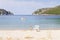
(45, 6, 60, 15)
(33, 5, 60, 15)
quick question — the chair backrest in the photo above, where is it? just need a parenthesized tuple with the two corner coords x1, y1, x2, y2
(33, 25, 40, 30)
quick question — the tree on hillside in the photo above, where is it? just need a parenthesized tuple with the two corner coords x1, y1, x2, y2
(0, 9, 14, 15)
(33, 5, 60, 15)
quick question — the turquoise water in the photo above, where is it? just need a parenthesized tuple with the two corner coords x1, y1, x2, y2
(0, 15, 60, 30)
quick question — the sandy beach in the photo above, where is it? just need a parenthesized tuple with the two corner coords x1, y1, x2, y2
(0, 30, 59, 40)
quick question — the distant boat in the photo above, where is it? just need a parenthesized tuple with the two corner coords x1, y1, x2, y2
(21, 17, 26, 21)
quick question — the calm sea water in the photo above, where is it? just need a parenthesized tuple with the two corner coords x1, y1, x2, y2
(0, 15, 60, 30)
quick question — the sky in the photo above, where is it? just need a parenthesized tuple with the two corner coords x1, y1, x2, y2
(0, 0, 60, 15)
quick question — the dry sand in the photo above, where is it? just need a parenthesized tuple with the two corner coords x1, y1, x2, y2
(0, 30, 60, 40)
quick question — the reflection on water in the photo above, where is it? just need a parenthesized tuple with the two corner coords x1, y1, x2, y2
(0, 15, 60, 30)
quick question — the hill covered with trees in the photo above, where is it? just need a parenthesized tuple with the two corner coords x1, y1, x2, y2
(0, 9, 14, 15)
(33, 5, 60, 15)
